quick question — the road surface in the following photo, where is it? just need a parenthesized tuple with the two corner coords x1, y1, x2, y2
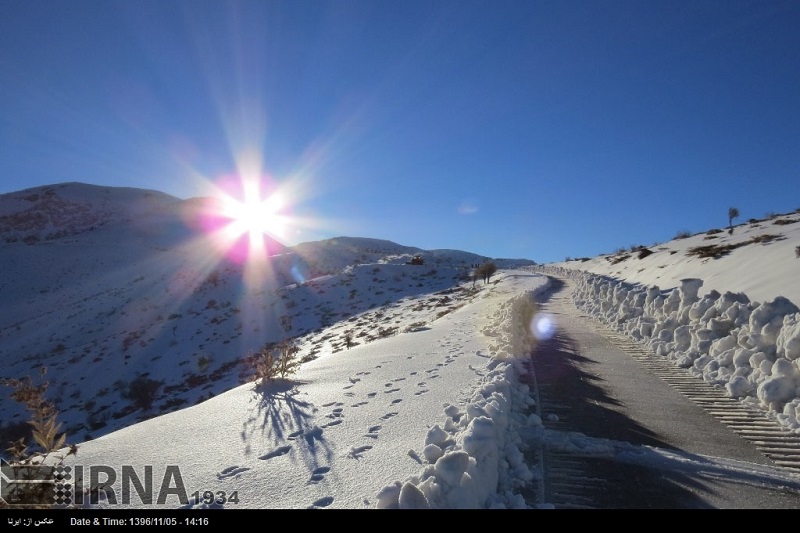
(523, 275, 800, 509)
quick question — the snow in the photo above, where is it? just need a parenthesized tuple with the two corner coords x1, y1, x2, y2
(56, 271, 551, 509)
(4, 184, 800, 510)
(556, 213, 800, 306)
(545, 213, 800, 437)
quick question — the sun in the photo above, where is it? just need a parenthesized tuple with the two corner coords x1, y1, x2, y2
(196, 174, 294, 266)
(223, 189, 287, 242)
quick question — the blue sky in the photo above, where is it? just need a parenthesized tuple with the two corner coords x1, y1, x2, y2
(1, 0, 799, 263)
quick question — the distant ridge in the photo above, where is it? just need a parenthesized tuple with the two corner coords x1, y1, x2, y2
(0, 182, 180, 243)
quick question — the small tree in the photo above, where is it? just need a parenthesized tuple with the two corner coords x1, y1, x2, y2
(344, 331, 355, 350)
(482, 262, 497, 284)
(728, 207, 740, 234)
(246, 339, 301, 383)
(273, 341, 301, 378)
(1, 367, 78, 508)
(472, 262, 498, 286)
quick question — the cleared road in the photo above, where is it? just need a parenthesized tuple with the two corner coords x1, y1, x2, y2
(524, 275, 800, 509)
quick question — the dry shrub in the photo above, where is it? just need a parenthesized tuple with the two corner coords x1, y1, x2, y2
(246, 339, 301, 383)
(1, 367, 77, 508)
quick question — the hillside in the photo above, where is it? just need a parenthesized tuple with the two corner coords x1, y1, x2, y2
(0, 182, 533, 447)
(0, 182, 181, 244)
(553, 211, 800, 307)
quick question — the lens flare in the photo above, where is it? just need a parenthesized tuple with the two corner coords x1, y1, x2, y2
(198, 174, 289, 266)
(290, 256, 309, 285)
(530, 312, 556, 341)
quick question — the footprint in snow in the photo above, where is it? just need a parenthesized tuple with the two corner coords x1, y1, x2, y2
(351, 401, 368, 408)
(367, 392, 377, 398)
(348, 445, 372, 459)
(391, 398, 402, 405)
(414, 389, 429, 396)
(217, 466, 250, 479)
(259, 445, 292, 460)
(289, 426, 325, 442)
(322, 419, 343, 428)
(384, 388, 400, 394)
(309, 466, 331, 483)
(308, 496, 334, 508)
(380, 412, 398, 420)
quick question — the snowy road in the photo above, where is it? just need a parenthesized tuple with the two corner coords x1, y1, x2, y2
(530, 276, 800, 509)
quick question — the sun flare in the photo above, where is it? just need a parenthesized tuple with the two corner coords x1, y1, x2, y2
(222, 190, 287, 242)
(194, 174, 295, 268)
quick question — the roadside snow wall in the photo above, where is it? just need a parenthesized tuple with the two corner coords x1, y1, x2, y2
(540, 266, 800, 434)
(376, 275, 552, 508)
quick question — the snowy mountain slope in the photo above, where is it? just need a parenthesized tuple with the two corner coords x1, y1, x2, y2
(0, 182, 181, 243)
(554, 210, 800, 307)
(0, 182, 533, 449)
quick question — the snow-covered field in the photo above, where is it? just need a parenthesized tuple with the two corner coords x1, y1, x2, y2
(58, 271, 551, 509)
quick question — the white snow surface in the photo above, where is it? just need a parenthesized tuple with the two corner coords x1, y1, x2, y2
(62, 271, 550, 509)
(554, 214, 800, 307)
(546, 211, 800, 435)
(5, 184, 800, 509)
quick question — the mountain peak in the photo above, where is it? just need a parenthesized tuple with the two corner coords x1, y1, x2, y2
(0, 182, 181, 243)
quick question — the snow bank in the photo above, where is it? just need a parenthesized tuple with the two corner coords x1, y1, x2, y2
(539, 266, 800, 433)
(376, 277, 551, 508)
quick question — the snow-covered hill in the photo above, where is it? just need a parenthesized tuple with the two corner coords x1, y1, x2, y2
(553, 211, 800, 307)
(0, 182, 534, 447)
(0, 182, 181, 244)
